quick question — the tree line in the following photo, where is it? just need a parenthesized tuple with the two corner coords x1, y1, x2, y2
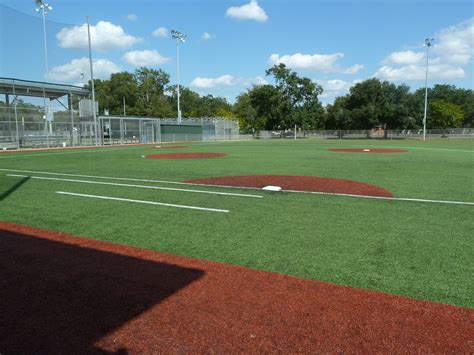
(85, 64, 472, 131)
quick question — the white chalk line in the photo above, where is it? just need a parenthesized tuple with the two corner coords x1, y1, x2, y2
(5, 174, 262, 198)
(2, 168, 472, 206)
(284, 189, 474, 206)
(55, 191, 229, 213)
(0, 167, 262, 192)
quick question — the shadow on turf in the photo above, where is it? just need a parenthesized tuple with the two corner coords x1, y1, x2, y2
(0, 176, 30, 202)
(0, 227, 204, 353)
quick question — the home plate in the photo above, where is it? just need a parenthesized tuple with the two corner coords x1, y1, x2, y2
(363, 149, 371, 152)
(262, 185, 282, 192)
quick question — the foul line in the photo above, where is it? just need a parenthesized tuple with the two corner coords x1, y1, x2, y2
(5, 174, 262, 198)
(0, 147, 147, 159)
(55, 191, 229, 213)
(0, 168, 258, 191)
(285, 189, 474, 206)
(2, 168, 472, 206)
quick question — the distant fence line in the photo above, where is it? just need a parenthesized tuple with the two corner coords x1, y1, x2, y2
(241, 128, 473, 140)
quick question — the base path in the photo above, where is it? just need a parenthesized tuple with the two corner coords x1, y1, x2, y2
(0, 222, 472, 353)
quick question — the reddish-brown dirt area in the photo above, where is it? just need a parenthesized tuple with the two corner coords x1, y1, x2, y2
(186, 175, 393, 197)
(329, 148, 409, 153)
(145, 152, 227, 159)
(1, 221, 472, 353)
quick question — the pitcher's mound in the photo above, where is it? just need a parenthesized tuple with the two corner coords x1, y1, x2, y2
(329, 148, 409, 153)
(145, 153, 227, 159)
(186, 175, 392, 197)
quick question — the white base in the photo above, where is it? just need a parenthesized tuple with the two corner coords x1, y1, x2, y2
(261, 185, 282, 192)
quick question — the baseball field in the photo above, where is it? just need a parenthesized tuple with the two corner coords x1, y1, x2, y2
(1, 138, 472, 352)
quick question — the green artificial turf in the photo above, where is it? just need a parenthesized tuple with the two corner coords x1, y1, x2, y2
(1, 138, 473, 307)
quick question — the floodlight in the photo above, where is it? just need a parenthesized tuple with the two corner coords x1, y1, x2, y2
(423, 38, 434, 47)
(171, 30, 187, 43)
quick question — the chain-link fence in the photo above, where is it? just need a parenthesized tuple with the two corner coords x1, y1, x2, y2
(245, 128, 473, 140)
(0, 107, 240, 149)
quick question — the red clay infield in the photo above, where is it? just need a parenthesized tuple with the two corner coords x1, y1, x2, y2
(329, 148, 409, 153)
(186, 175, 393, 197)
(1, 221, 472, 353)
(146, 152, 227, 159)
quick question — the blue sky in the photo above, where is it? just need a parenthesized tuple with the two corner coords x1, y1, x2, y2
(1, 0, 472, 104)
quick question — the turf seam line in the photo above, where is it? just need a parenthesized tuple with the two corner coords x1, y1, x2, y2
(55, 191, 230, 213)
(5, 174, 262, 199)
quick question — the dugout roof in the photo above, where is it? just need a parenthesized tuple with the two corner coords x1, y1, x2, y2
(0, 77, 90, 100)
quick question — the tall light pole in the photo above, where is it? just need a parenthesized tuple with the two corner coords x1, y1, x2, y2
(422, 37, 434, 141)
(171, 30, 186, 124)
(86, 16, 98, 145)
(35, 0, 53, 140)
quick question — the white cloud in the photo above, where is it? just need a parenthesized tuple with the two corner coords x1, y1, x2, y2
(201, 32, 214, 41)
(57, 21, 141, 51)
(191, 75, 236, 89)
(375, 18, 473, 81)
(123, 50, 170, 67)
(268, 53, 364, 74)
(226, 0, 268, 22)
(434, 18, 473, 65)
(190, 75, 268, 89)
(127, 14, 138, 21)
(50, 57, 121, 83)
(320, 79, 353, 92)
(241, 76, 269, 86)
(382, 50, 425, 65)
(375, 64, 465, 81)
(152, 27, 169, 38)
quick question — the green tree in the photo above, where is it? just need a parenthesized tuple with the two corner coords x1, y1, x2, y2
(413, 85, 474, 128)
(429, 100, 464, 128)
(233, 92, 257, 130)
(343, 78, 412, 134)
(325, 96, 351, 130)
(249, 84, 286, 130)
(265, 64, 325, 129)
(134, 67, 171, 116)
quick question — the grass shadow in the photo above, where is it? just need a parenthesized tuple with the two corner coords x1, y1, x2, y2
(0, 226, 204, 353)
(0, 176, 30, 202)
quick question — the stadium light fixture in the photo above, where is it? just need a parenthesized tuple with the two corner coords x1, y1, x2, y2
(422, 37, 434, 142)
(171, 30, 186, 124)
